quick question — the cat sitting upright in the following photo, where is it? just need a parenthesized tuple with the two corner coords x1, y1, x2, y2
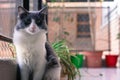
(13, 6, 61, 80)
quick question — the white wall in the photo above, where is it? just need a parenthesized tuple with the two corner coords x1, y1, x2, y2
(102, 0, 120, 55)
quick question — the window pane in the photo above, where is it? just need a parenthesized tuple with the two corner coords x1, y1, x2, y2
(77, 14, 89, 22)
(77, 24, 90, 32)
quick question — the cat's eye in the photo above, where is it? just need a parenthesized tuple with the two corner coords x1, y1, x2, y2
(36, 19, 42, 25)
(24, 18, 31, 25)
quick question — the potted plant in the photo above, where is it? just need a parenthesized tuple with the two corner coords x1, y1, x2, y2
(52, 40, 80, 80)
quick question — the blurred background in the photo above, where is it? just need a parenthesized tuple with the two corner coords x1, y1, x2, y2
(0, 0, 120, 68)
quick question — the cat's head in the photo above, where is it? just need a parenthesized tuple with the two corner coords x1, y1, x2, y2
(15, 6, 47, 35)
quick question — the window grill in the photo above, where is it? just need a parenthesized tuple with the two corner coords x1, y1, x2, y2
(77, 13, 90, 38)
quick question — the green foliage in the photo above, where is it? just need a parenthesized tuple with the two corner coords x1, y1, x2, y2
(52, 40, 80, 80)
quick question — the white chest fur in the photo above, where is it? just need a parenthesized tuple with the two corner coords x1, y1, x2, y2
(13, 29, 47, 80)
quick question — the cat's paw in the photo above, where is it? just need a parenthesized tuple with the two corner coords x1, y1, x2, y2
(47, 55, 59, 68)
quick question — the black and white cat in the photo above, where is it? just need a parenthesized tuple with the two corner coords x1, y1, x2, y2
(13, 6, 61, 80)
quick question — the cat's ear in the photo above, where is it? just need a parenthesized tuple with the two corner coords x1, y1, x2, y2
(39, 6, 48, 15)
(18, 6, 28, 15)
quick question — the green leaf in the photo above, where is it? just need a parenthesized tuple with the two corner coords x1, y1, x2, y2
(52, 40, 80, 80)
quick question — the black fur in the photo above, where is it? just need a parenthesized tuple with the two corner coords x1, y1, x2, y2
(16, 64, 21, 80)
(16, 8, 47, 31)
(45, 42, 60, 68)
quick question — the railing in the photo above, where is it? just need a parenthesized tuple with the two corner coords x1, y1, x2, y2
(0, 34, 12, 43)
(0, 34, 15, 58)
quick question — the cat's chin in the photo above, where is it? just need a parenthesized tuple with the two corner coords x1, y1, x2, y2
(27, 31, 38, 35)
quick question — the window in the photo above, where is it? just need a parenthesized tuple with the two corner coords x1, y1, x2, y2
(77, 14, 89, 22)
(77, 13, 90, 38)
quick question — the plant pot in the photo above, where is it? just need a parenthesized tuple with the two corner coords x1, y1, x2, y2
(71, 54, 84, 68)
(105, 55, 118, 67)
(83, 51, 103, 68)
(76, 54, 84, 68)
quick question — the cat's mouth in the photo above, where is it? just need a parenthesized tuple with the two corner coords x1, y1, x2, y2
(29, 27, 36, 33)
(25, 26, 39, 35)
(25, 27, 47, 35)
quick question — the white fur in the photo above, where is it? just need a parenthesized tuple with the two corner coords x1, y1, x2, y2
(13, 25, 47, 80)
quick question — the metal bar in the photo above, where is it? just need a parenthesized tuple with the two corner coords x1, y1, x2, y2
(0, 34, 12, 43)
(105, 5, 117, 18)
(38, 0, 42, 10)
(107, 6, 111, 51)
(48, 6, 109, 9)
(23, 0, 29, 10)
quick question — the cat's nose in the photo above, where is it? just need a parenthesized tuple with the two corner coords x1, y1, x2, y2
(30, 25, 36, 32)
(32, 25, 36, 30)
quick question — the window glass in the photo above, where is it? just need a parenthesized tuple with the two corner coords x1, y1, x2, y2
(77, 13, 90, 38)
